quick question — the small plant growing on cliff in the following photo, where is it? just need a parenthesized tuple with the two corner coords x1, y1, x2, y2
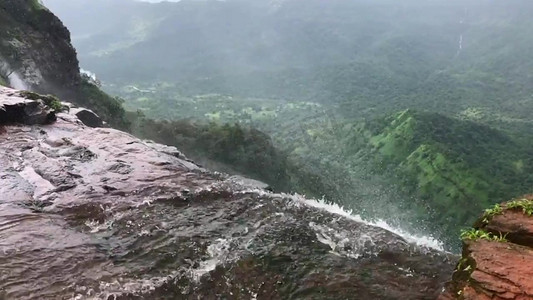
(20, 91, 41, 100)
(507, 199, 533, 216)
(20, 91, 66, 112)
(44, 96, 64, 112)
(482, 203, 503, 223)
(460, 229, 507, 242)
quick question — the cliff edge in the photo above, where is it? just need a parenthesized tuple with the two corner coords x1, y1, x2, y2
(439, 196, 533, 299)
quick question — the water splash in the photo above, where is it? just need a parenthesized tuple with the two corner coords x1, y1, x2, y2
(84, 219, 114, 233)
(290, 194, 445, 251)
(309, 222, 364, 259)
(235, 188, 445, 251)
(190, 238, 231, 282)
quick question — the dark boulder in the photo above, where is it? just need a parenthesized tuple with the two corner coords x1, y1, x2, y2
(71, 107, 103, 128)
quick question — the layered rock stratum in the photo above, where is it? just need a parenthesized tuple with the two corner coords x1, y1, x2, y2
(0, 86, 457, 299)
(439, 196, 533, 300)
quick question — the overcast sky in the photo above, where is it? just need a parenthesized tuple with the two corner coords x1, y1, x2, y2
(139, 0, 181, 2)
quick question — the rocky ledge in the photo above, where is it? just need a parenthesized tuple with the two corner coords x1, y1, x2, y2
(439, 195, 533, 299)
(0, 86, 456, 299)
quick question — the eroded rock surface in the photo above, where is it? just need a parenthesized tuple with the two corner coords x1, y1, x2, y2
(439, 195, 533, 300)
(0, 88, 455, 299)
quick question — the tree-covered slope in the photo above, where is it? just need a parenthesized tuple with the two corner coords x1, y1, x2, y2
(364, 110, 533, 233)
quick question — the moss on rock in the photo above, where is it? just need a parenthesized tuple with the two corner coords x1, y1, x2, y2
(19, 90, 66, 112)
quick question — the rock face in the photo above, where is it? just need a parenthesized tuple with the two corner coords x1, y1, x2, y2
(439, 196, 533, 299)
(0, 0, 128, 129)
(0, 87, 455, 299)
(0, 0, 81, 92)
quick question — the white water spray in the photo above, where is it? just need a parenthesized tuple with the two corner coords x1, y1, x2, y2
(80, 68, 97, 81)
(8, 72, 29, 90)
(0, 59, 29, 90)
(235, 188, 446, 252)
(292, 195, 446, 251)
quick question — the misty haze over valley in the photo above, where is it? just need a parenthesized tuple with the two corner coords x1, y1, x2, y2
(1, 0, 533, 298)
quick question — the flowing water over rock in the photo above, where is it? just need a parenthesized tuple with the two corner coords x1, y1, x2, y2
(0, 87, 456, 299)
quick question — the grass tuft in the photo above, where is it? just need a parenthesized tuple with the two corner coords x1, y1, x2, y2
(507, 199, 533, 216)
(481, 203, 504, 223)
(460, 229, 507, 242)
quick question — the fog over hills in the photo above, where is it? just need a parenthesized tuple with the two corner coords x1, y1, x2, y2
(3, 1, 533, 297)
(44, 0, 533, 119)
(41, 0, 533, 249)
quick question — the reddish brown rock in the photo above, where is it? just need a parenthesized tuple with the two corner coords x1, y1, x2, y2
(439, 197, 533, 300)
(484, 208, 533, 248)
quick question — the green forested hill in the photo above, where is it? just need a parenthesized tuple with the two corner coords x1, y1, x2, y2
(365, 110, 533, 233)
(265, 109, 533, 247)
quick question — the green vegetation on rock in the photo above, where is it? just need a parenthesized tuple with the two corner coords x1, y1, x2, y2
(78, 79, 129, 129)
(507, 199, 533, 216)
(481, 204, 504, 224)
(460, 229, 507, 242)
(0, 75, 7, 87)
(29, 0, 44, 10)
(20, 91, 66, 112)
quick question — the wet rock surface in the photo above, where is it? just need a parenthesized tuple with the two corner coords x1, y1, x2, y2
(439, 196, 533, 300)
(0, 89, 56, 125)
(0, 87, 455, 299)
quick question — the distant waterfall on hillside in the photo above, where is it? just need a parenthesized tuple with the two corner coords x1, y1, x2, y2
(0, 59, 28, 90)
(8, 72, 28, 90)
(455, 7, 468, 58)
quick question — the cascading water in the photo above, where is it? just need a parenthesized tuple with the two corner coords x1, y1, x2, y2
(7, 72, 28, 90)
